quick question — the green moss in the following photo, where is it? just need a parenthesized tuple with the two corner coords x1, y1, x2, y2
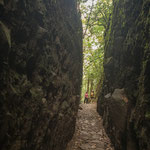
(143, 60, 147, 69)
(0, 21, 11, 48)
(114, 0, 120, 4)
(105, 15, 112, 46)
(145, 111, 150, 119)
(29, 87, 43, 99)
(105, 57, 113, 66)
(144, 43, 149, 50)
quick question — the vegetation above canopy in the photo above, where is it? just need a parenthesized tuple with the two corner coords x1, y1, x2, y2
(80, 0, 112, 101)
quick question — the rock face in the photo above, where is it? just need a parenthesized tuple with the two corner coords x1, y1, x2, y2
(0, 0, 82, 150)
(97, 0, 150, 150)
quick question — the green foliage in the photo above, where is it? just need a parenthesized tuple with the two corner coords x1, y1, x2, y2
(80, 0, 112, 101)
(145, 111, 150, 119)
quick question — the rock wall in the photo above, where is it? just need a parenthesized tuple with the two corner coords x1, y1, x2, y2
(97, 0, 150, 150)
(0, 0, 82, 150)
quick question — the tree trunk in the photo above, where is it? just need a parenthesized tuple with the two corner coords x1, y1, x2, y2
(90, 79, 93, 94)
(87, 77, 90, 92)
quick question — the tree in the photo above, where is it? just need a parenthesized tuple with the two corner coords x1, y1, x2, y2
(80, 0, 112, 101)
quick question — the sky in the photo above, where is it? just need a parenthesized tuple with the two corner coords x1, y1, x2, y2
(84, 0, 97, 7)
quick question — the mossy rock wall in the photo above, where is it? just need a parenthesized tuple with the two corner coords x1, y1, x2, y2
(0, 0, 82, 150)
(97, 0, 150, 150)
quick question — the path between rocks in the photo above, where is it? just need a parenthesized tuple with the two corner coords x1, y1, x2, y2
(67, 103, 114, 150)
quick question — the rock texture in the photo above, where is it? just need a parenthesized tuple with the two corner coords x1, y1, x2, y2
(97, 0, 150, 150)
(0, 0, 82, 150)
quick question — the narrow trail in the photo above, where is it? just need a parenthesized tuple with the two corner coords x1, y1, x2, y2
(67, 103, 114, 150)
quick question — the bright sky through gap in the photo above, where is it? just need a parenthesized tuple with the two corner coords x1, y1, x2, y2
(84, 0, 97, 7)
(82, 0, 99, 51)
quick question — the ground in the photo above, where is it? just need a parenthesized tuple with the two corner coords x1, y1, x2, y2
(67, 103, 114, 150)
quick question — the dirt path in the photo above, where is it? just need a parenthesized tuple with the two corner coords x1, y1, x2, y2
(67, 103, 114, 150)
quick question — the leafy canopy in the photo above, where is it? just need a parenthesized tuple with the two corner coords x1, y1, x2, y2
(80, 0, 112, 100)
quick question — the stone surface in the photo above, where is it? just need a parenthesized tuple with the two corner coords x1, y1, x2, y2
(97, 0, 150, 150)
(67, 104, 114, 150)
(0, 0, 82, 150)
